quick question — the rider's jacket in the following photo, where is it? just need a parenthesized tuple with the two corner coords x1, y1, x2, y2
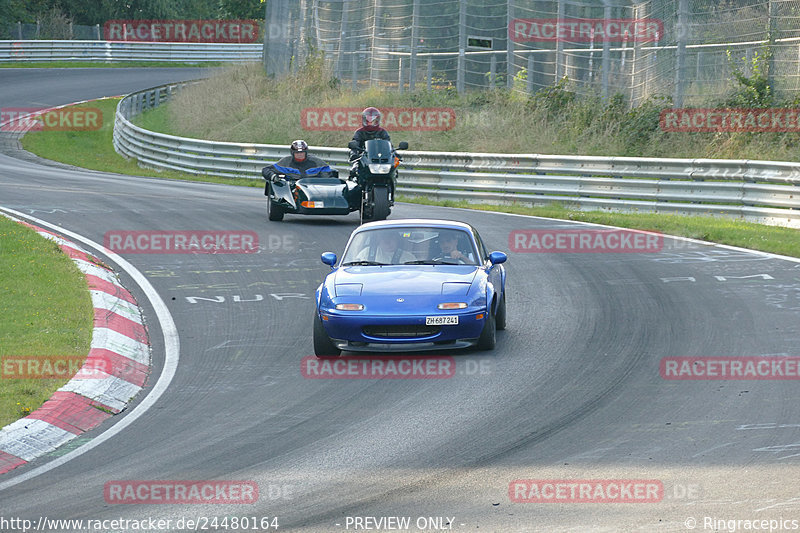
(350, 127, 390, 157)
(263, 154, 333, 179)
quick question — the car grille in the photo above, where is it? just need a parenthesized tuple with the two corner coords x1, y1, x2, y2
(363, 325, 441, 338)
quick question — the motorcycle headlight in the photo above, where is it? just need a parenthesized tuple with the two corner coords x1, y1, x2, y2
(368, 163, 392, 174)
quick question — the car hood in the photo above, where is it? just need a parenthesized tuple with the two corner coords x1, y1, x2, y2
(333, 265, 479, 296)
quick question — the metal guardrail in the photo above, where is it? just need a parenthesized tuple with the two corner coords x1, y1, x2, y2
(0, 40, 261, 62)
(113, 82, 800, 228)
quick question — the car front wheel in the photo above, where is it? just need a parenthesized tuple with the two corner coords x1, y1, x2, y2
(476, 306, 496, 351)
(313, 312, 341, 358)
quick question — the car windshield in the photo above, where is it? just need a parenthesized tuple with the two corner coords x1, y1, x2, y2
(341, 227, 479, 266)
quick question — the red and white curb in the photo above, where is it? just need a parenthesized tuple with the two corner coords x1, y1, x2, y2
(0, 218, 151, 475)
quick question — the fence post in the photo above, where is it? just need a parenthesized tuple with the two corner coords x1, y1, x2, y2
(398, 57, 405, 93)
(370, 0, 382, 87)
(337, 0, 350, 79)
(674, 0, 688, 107)
(555, 0, 564, 81)
(695, 50, 703, 85)
(601, 2, 611, 98)
(768, 0, 776, 89)
(410, 0, 420, 92)
(527, 53, 535, 94)
(427, 56, 433, 91)
(507, 0, 514, 89)
(457, 0, 466, 93)
(352, 52, 358, 92)
(17, 21, 22, 39)
(95, 24, 100, 40)
(490, 54, 497, 89)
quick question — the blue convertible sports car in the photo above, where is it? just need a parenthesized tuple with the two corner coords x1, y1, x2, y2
(313, 219, 507, 357)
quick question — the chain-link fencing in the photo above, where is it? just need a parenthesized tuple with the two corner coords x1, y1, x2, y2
(264, 0, 800, 107)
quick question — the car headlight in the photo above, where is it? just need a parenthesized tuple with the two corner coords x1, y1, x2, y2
(335, 303, 365, 311)
(368, 163, 392, 174)
(437, 302, 467, 310)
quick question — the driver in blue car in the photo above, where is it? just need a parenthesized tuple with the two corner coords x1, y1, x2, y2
(349, 107, 391, 179)
(262, 140, 334, 183)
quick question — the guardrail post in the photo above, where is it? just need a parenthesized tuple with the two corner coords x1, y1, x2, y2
(154, 88, 161, 107)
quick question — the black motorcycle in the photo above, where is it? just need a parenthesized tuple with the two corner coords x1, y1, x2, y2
(348, 139, 409, 223)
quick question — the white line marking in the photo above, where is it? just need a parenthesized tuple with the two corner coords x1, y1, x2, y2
(0, 207, 179, 491)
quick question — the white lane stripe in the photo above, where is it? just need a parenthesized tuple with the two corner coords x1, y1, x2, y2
(90, 328, 150, 365)
(0, 208, 179, 491)
(0, 420, 76, 462)
(90, 290, 142, 323)
(34, 231, 89, 252)
(59, 377, 141, 413)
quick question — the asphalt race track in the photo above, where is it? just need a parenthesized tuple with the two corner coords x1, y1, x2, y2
(2, 69, 800, 532)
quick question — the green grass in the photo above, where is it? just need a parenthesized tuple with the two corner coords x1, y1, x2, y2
(0, 61, 225, 68)
(398, 197, 800, 259)
(0, 216, 93, 427)
(20, 98, 260, 188)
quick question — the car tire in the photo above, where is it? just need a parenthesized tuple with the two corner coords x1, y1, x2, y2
(267, 186, 284, 221)
(496, 292, 507, 331)
(313, 312, 341, 358)
(476, 305, 496, 351)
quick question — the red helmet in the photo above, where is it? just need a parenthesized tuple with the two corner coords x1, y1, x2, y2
(290, 139, 308, 161)
(361, 107, 381, 131)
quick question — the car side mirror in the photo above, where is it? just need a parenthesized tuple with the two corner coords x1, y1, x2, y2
(397, 141, 409, 150)
(347, 140, 360, 152)
(488, 251, 507, 265)
(330, 169, 339, 179)
(321, 252, 337, 267)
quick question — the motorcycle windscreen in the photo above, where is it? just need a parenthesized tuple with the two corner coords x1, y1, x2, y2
(363, 139, 394, 163)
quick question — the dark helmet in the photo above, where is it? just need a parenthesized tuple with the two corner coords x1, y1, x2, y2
(361, 107, 381, 131)
(290, 139, 308, 161)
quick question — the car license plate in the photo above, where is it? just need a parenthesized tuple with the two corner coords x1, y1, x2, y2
(426, 316, 458, 326)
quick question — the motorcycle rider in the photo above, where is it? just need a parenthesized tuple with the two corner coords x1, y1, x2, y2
(262, 140, 334, 187)
(349, 107, 391, 179)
